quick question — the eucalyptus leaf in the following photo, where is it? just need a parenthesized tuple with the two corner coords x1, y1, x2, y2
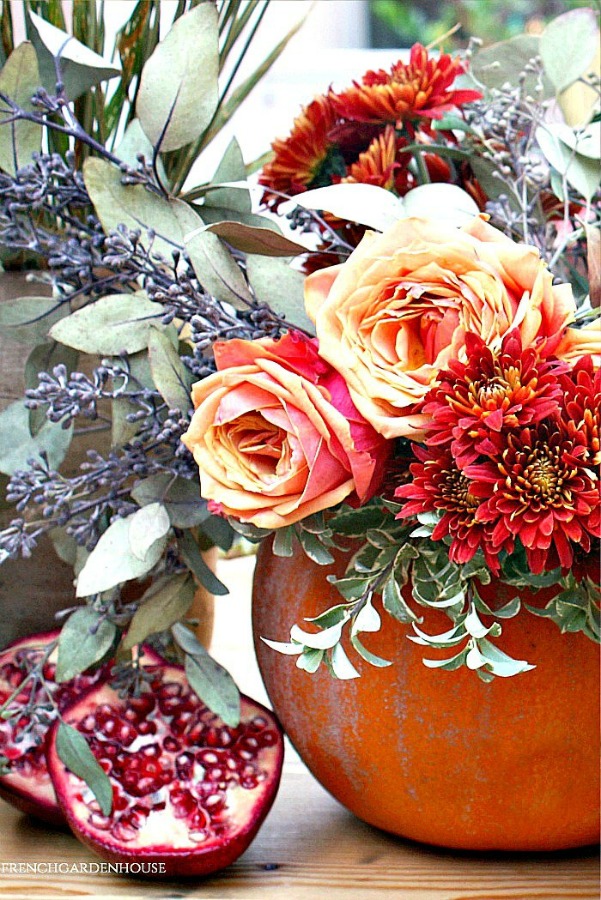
(76, 514, 167, 597)
(136, 4, 219, 153)
(148, 327, 193, 412)
(203, 221, 307, 257)
(0, 296, 64, 344)
(0, 400, 72, 476)
(132, 474, 210, 528)
(402, 184, 479, 227)
(350, 633, 391, 668)
(55, 723, 112, 816)
(128, 502, 171, 561)
(55, 607, 117, 683)
(245, 255, 313, 334)
(185, 230, 253, 309)
(24, 341, 78, 435)
(84, 157, 202, 257)
(177, 531, 228, 596)
(536, 125, 600, 201)
(203, 138, 251, 213)
(28, 11, 120, 101)
(111, 396, 140, 448)
(49, 293, 164, 354)
(123, 573, 195, 649)
(470, 34, 553, 97)
(540, 8, 599, 94)
(0, 43, 42, 175)
(115, 118, 168, 186)
(49, 527, 78, 567)
(172, 623, 240, 727)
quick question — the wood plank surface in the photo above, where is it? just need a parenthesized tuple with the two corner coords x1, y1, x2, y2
(0, 517, 598, 900)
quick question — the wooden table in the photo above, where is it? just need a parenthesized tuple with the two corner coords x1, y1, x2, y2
(0, 753, 599, 900)
(1, 552, 599, 899)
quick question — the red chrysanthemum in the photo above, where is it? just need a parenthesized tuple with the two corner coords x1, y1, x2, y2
(259, 94, 340, 203)
(424, 331, 569, 467)
(559, 355, 600, 466)
(341, 124, 409, 192)
(466, 423, 601, 575)
(330, 44, 481, 131)
(395, 444, 502, 573)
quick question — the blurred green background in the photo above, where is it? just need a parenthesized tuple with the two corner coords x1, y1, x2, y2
(368, 0, 599, 48)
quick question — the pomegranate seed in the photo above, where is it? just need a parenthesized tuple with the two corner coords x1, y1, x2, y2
(111, 817, 138, 842)
(176, 753, 194, 779)
(137, 720, 157, 736)
(80, 715, 96, 733)
(88, 812, 110, 830)
(198, 750, 219, 766)
(241, 776, 258, 790)
(251, 716, 268, 729)
(163, 736, 179, 752)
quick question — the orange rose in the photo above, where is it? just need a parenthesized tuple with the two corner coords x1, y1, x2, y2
(181, 332, 390, 529)
(305, 215, 600, 438)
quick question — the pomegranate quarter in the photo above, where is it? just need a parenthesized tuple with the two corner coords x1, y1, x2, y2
(46, 663, 284, 877)
(0, 631, 109, 824)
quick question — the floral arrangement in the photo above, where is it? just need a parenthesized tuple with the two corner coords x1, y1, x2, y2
(0, 0, 598, 874)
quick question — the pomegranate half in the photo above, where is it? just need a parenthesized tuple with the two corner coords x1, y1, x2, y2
(46, 663, 284, 876)
(0, 630, 109, 824)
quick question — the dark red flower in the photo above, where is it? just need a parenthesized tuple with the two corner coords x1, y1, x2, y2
(259, 95, 340, 204)
(395, 444, 502, 573)
(559, 355, 600, 466)
(330, 44, 481, 131)
(424, 330, 568, 466)
(466, 423, 600, 574)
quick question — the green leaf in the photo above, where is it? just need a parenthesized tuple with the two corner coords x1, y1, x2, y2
(245, 255, 314, 334)
(203, 138, 251, 213)
(540, 8, 599, 94)
(536, 124, 600, 201)
(177, 531, 228, 596)
(55, 723, 112, 816)
(28, 11, 120, 101)
(76, 513, 167, 597)
(296, 648, 324, 673)
(172, 623, 240, 727)
(272, 526, 296, 557)
(115, 118, 168, 186)
(123, 573, 195, 649)
(55, 607, 117, 683)
(328, 503, 389, 537)
(49, 527, 78, 567)
(197, 515, 235, 552)
(352, 598, 381, 635)
(0, 43, 42, 175)
(128, 502, 171, 561)
(328, 642, 360, 680)
(111, 396, 140, 449)
(147, 327, 193, 412)
(350, 633, 391, 668)
(306, 604, 351, 629)
(185, 230, 253, 309)
(0, 296, 65, 344)
(24, 341, 78, 436)
(84, 157, 202, 257)
(136, 4, 219, 153)
(49, 293, 164, 354)
(0, 400, 72, 476)
(296, 528, 335, 566)
(203, 221, 307, 257)
(260, 637, 304, 656)
(290, 621, 344, 650)
(132, 474, 210, 529)
(470, 34, 553, 97)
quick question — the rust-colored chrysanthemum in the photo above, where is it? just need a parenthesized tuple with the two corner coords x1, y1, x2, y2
(559, 355, 600, 466)
(330, 44, 481, 130)
(424, 331, 568, 467)
(395, 444, 502, 573)
(259, 94, 341, 203)
(342, 124, 403, 191)
(466, 423, 601, 574)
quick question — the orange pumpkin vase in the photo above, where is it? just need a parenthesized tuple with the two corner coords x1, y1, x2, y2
(252, 542, 600, 852)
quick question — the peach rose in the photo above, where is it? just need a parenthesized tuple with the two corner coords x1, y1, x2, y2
(305, 215, 600, 438)
(181, 332, 390, 529)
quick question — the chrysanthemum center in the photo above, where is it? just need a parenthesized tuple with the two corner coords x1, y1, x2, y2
(524, 454, 558, 495)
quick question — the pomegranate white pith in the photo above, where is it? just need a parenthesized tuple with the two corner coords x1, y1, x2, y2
(0, 631, 107, 823)
(47, 665, 284, 876)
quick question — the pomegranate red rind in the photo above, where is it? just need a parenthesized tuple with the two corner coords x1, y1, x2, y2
(46, 665, 284, 877)
(0, 630, 108, 824)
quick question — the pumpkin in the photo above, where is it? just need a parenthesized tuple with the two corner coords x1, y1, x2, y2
(252, 542, 600, 851)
